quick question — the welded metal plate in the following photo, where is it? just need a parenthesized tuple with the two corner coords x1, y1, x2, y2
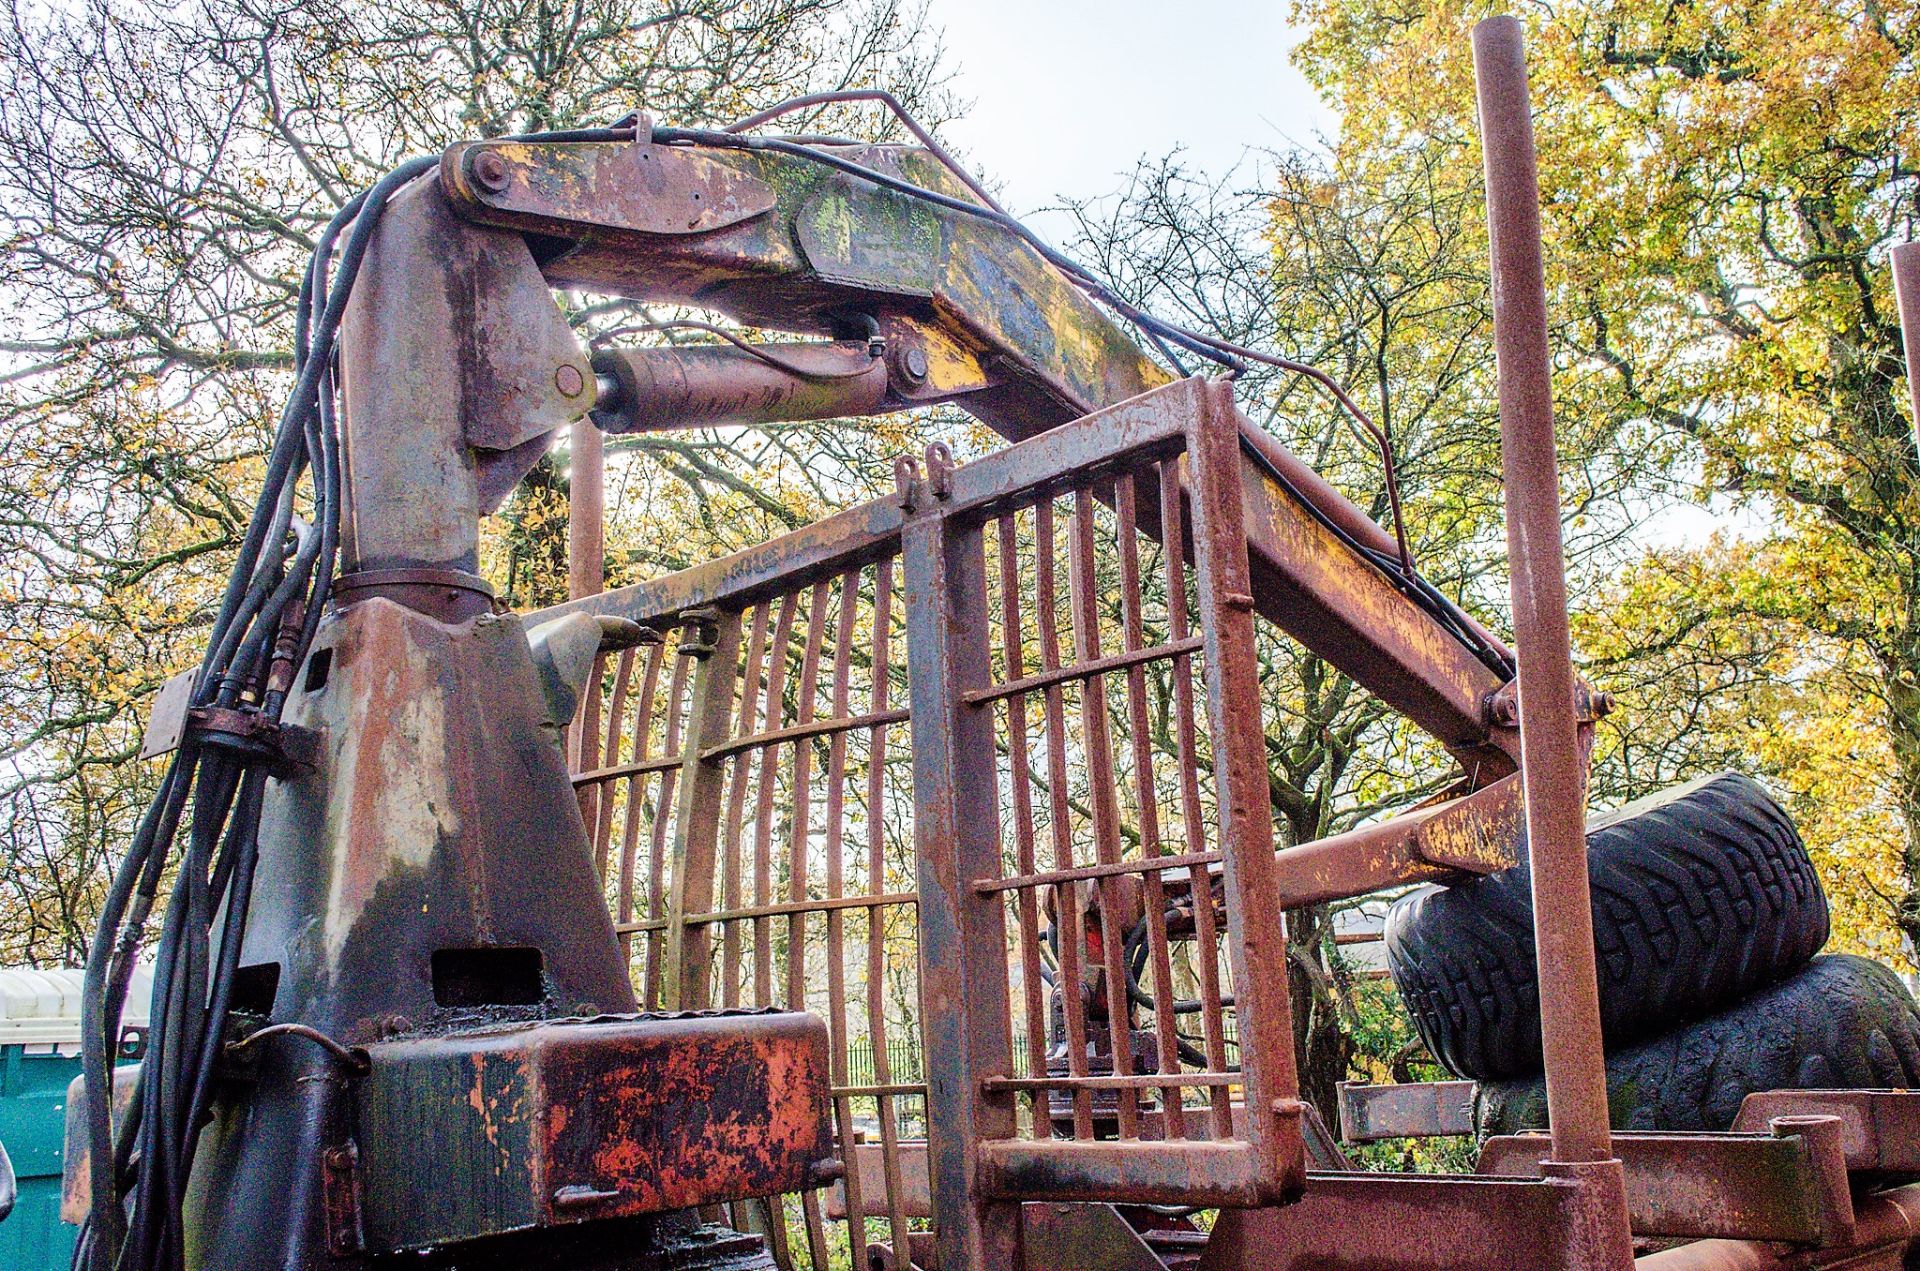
(1734, 1089, 1920, 1172)
(1337, 1080, 1476, 1142)
(139, 668, 197, 759)
(354, 1009, 833, 1252)
(444, 140, 777, 237)
(1478, 1123, 1855, 1243)
(797, 181, 940, 296)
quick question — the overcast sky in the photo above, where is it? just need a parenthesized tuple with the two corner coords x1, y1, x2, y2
(933, 0, 1336, 221)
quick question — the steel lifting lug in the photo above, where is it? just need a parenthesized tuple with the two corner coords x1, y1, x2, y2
(893, 453, 923, 510)
(924, 440, 954, 499)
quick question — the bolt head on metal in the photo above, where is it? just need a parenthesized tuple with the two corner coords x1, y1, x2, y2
(471, 150, 511, 192)
(555, 364, 586, 397)
(903, 346, 930, 382)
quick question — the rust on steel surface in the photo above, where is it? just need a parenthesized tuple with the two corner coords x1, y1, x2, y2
(1732, 1089, 1920, 1173)
(826, 1141, 932, 1221)
(1269, 773, 1523, 907)
(1234, 440, 1513, 763)
(546, 379, 1602, 1264)
(351, 1010, 834, 1252)
(564, 522, 927, 1264)
(902, 447, 1024, 1270)
(1199, 1170, 1629, 1270)
(445, 138, 780, 237)
(981, 1139, 1271, 1207)
(1636, 1181, 1920, 1271)
(1020, 1201, 1194, 1271)
(893, 379, 1305, 1233)
(1479, 1119, 1855, 1244)
(591, 341, 889, 435)
(1337, 1079, 1477, 1142)
(476, 127, 1520, 764)
(442, 138, 1164, 425)
(339, 175, 591, 566)
(1474, 13, 1615, 1167)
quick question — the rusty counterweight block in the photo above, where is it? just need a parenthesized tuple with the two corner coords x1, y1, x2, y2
(353, 1010, 834, 1254)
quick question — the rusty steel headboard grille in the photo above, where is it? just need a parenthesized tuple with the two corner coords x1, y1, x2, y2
(895, 383, 1304, 1271)
(972, 466, 1241, 1146)
(571, 625, 697, 1003)
(548, 378, 1517, 1267)
(564, 518, 923, 1267)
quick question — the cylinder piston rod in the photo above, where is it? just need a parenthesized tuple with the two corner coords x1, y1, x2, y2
(591, 340, 890, 434)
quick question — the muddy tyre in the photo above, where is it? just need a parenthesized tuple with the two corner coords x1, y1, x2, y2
(1475, 953, 1920, 1135)
(1385, 772, 1828, 1081)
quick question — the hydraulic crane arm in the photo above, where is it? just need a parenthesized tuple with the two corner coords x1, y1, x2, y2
(350, 127, 1527, 769)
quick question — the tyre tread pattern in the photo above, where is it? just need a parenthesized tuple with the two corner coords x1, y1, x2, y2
(1476, 954, 1920, 1134)
(1385, 772, 1828, 1081)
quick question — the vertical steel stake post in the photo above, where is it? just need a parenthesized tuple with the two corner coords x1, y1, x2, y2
(1472, 13, 1614, 1168)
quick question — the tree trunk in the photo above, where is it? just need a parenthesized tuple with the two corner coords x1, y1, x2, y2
(1285, 901, 1353, 1128)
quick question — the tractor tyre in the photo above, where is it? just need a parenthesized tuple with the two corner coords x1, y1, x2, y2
(1475, 953, 1920, 1135)
(1385, 771, 1828, 1081)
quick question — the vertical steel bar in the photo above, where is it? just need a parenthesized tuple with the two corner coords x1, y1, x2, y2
(1035, 499, 1095, 1138)
(1115, 472, 1186, 1138)
(903, 494, 1020, 1271)
(593, 648, 635, 879)
(643, 649, 692, 1010)
(788, 583, 831, 1013)
(664, 611, 742, 1010)
(1894, 240, 1920, 455)
(753, 592, 801, 1006)
(722, 604, 773, 1007)
(618, 642, 668, 969)
(1160, 459, 1232, 1137)
(996, 513, 1052, 1138)
(1069, 485, 1143, 1137)
(568, 417, 605, 599)
(1185, 382, 1304, 1194)
(1474, 12, 1614, 1167)
(822, 570, 866, 1258)
(790, 582, 835, 1271)
(862, 559, 914, 1252)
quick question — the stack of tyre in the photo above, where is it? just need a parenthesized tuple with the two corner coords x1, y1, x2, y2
(1384, 771, 1920, 1136)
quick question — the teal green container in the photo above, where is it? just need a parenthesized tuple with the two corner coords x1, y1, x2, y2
(0, 968, 150, 1271)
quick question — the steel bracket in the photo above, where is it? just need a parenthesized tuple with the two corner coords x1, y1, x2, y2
(1733, 1089, 1920, 1173)
(1337, 1080, 1477, 1142)
(1479, 1118, 1856, 1244)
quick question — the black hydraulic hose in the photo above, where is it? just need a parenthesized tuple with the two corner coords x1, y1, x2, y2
(82, 118, 643, 1271)
(79, 151, 431, 1271)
